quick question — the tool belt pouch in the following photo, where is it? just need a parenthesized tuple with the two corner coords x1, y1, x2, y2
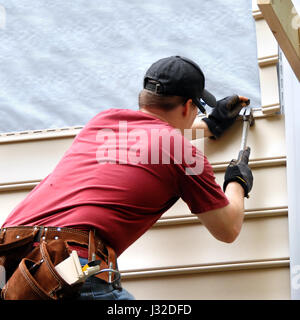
(1, 236, 82, 300)
(0, 228, 38, 281)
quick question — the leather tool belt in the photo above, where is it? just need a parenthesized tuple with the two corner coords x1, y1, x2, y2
(0, 226, 120, 300)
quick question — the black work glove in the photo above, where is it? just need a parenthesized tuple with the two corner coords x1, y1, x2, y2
(202, 95, 250, 138)
(223, 147, 253, 198)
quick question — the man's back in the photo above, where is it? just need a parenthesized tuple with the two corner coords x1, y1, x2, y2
(2, 108, 227, 255)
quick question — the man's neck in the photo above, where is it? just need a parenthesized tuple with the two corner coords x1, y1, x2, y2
(139, 107, 170, 124)
(139, 107, 185, 135)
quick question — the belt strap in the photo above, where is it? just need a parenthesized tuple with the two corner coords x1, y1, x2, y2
(88, 229, 97, 262)
(87, 228, 119, 286)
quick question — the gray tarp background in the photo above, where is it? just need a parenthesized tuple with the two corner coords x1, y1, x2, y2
(0, 0, 261, 133)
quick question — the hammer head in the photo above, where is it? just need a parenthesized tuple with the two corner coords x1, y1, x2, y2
(239, 106, 255, 126)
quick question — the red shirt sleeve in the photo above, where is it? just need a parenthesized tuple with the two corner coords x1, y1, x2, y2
(177, 144, 229, 214)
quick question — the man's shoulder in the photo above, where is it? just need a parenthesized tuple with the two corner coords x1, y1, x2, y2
(94, 108, 143, 120)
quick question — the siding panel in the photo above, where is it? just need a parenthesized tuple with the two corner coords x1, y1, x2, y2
(122, 267, 290, 300)
(118, 216, 289, 271)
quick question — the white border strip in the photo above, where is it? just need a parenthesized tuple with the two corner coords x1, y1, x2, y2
(282, 51, 300, 300)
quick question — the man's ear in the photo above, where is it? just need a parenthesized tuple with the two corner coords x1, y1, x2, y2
(182, 99, 193, 116)
(182, 103, 188, 116)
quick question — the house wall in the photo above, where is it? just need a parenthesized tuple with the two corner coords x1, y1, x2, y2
(0, 1, 290, 299)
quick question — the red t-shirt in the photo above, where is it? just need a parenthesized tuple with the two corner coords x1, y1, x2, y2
(2, 109, 228, 256)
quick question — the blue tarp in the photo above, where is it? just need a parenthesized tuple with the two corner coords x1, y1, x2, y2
(0, 0, 261, 133)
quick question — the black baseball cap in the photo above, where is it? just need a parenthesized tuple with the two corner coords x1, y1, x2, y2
(143, 56, 216, 113)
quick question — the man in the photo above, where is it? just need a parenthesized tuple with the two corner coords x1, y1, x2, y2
(0, 56, 253, 300)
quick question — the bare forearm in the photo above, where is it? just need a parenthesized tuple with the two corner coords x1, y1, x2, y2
(191, 118, 213, 139)
(224, 182, 245, 237)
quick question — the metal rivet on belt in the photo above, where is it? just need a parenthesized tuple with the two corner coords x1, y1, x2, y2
(54, 236, 59, 240)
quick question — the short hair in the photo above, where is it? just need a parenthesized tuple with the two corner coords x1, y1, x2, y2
(138, 89, 189, 111)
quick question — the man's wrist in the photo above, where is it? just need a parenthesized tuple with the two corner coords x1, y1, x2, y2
(200, 119, 213, 137)
(224, 181, 245, 198)
(191, 118, 213, 139)
(201, 117, 221, 138)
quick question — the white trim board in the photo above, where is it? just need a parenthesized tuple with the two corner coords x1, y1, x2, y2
(258, 0, 300, 81)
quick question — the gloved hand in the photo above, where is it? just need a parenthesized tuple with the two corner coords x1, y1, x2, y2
(223, 147, 253, 198)
(202, 95, 250, 138)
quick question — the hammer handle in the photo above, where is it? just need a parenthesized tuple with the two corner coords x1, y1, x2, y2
(238, 120, 250, 162)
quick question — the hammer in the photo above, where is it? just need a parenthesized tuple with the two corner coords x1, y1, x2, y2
(201, 92, 254, 160)
(237, 106, 254, 163)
